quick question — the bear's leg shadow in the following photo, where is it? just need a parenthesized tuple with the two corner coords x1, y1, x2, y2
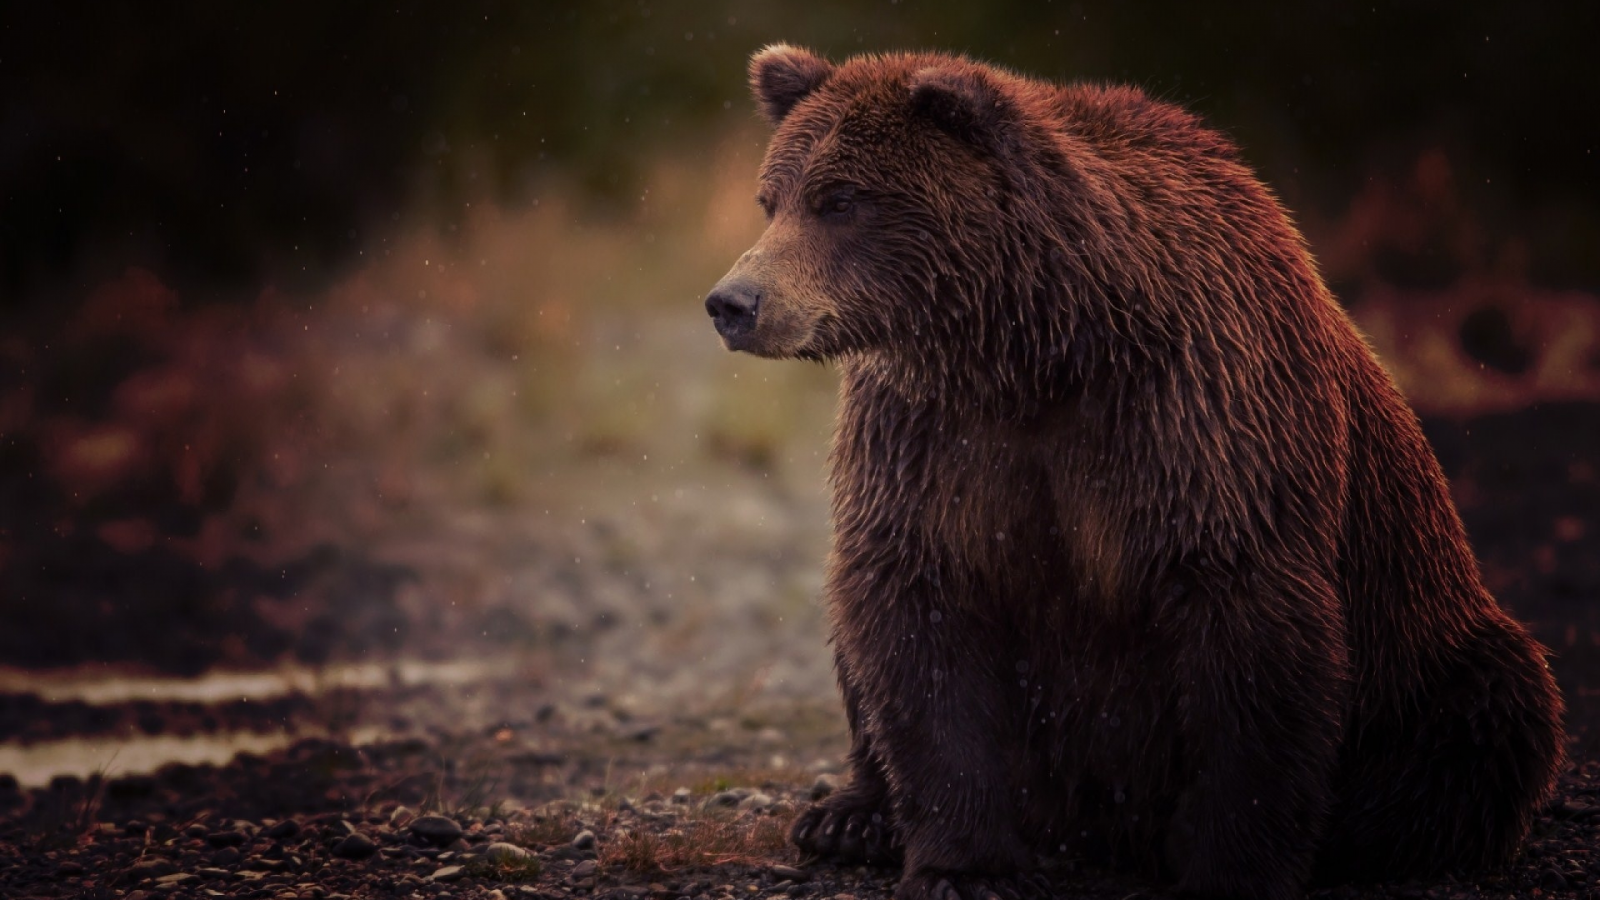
(1161, 565, 1348, 900)
(832, 591, 1037, 900)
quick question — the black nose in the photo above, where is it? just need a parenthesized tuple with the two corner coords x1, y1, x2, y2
(705, 280, 762, 340)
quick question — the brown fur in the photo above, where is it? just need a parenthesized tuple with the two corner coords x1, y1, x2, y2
(705, 45, 1565, 900)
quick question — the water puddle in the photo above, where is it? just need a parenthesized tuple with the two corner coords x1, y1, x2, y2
(0, 657, 523, 787)
(0, 657, 521, 705)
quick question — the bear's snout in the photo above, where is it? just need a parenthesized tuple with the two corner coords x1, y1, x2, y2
(705, 278, 762, 346)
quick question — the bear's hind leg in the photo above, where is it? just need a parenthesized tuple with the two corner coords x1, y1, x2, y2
(1316, 617, 1564, 882)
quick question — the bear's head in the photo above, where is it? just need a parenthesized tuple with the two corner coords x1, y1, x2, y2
(706, 45, 1032, 367)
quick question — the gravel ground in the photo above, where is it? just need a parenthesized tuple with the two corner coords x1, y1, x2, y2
(0, 403, 1595, 899)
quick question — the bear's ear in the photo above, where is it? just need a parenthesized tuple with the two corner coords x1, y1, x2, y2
(909, 65, 1014, 153)
(750, 44, 834, 126)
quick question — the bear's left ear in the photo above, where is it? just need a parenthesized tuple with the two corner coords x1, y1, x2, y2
(909, 65, 1015, 154)
(750, 44, 835, 126)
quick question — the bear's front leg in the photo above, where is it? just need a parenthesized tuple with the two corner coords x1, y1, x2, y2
(792, 650, 901, 865)
(830, 567, 1034, 900)
(1161, 565, 1349, 900)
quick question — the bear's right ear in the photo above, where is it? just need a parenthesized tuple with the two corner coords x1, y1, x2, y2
(749, 44, 834, 126)
(909, 64, 1015, 155)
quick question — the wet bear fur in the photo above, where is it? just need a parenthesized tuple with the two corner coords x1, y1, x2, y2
(705, 45, 1566, 900)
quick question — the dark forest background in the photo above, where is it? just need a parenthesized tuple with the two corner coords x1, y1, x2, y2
(4, 0, 1597, 309)
(0, 1, 1596, 684)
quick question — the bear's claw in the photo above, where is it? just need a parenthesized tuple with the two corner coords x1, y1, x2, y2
(790, 789, 901, 865)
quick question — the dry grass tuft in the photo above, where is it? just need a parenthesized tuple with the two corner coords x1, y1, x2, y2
(600, 809, 792, 873)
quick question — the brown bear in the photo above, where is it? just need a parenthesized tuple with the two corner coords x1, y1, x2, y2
(704, 45, 1566, 900)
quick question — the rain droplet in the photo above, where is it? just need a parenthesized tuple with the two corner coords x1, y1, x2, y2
(929, 610, 943, 624)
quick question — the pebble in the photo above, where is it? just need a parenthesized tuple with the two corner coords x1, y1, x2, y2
(671, 787, 692, 804)
(267, 819, 303, 840)
(206, 829, 248, 847)
(430, 865, 465, 883)
(707, 790, 742, 808)
(211, 846, 242, 866)
(571, 829, 597, 851)
(737, 792, 774, 811)
(410, 814, 464, 846)
(770, 866, 807, 881)
(809, 775, 838, 800)
(572, 860, 598, 878)
(485, 841, 532, 863)
(332, 832, 378, 859)
(130, 857, 177, 878)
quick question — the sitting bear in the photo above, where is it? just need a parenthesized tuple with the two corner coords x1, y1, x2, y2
(704, 45, 1565, 900)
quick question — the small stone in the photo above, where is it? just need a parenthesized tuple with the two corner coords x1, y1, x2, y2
(211, 846, 242, 866)
(572, 860, 598, 878)
(267, 818, 302, 840)
(671, 788, 692, 805)
(156, 872, 200, 886)
(410, 814, 464, 846)
(56, 860, 84, 876)
(332, 833, 378, 860)
(130, 857, 177, 879)
(485, 842, 532, 863)
(809, 775, 838, 801)
(737, 792, 774, 811)
(770, 866, 807, 881)
(572, 829, 597, 851)
(431, 864, 466, 882)
(708, 791, 742, 808)
(389, 805, 415, 828)
(207, 829, 248, 848)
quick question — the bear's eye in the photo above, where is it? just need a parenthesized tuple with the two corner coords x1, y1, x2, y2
(817, 188, 857, 221)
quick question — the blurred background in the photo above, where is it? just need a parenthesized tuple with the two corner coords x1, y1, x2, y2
(0, 0, 1597, 789)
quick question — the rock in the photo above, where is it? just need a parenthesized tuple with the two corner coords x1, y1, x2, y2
(129, 857, 176, 879)
(737, 792, 774, 811)
(671, 787, 692, 805)
(430, 864, 465, 883)
(708, 791, 742, 808)
(266, 819, 302, 840)
(809, 775, 838, 800)
(155, 872, 199, 886)
(485, 842, 532, 863)
(389, 805, 415, 827)
(206, 829, 248, 848)
(572, 859, 598, 878)
(211, 846, 242, 866)
(770, 865, 807, 881)
(332, 832, 378, 859)
(571, 829, 597, 851)
(410, 814, 464, 846)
